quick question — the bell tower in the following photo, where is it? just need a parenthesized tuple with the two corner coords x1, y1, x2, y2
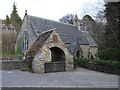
(73, 15, 80, 30)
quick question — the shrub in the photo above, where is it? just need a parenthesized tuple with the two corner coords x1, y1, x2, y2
(16, 38, 24, 60)
(97, 48, 120, 61)
(74, 57, 120, 74)
(74, 57, 89, 68)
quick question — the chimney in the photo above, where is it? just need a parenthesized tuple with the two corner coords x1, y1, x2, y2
(25, 10, 27, 15)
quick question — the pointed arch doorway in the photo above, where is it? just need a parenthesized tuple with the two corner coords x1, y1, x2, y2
(45, 47, 66, 73)
(76, 49, 83, 58)
(76, 50, 80, 58)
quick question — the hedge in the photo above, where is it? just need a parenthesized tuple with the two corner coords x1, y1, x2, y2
(74, 57, 120, 75)
(74, 58, 89, 68)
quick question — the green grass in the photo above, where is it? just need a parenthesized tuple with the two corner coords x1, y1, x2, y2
(0, 52, 15, 56)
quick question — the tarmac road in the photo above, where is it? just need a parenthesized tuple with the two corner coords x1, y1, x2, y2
(1, 68, 119, 88)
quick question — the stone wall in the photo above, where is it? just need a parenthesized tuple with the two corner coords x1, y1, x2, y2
(89, 46, 98, 58)
(80, 44, 89, 58)
(33, 49, 45, 73)
(0, 60, 20, 70)
(42, 45, 51, 63)
(44, 30, 74, 71)
(32, 29, 74, 73)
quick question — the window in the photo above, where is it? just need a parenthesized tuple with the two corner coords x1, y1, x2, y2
(23, 31, 29, 50)
(76, 49, 83, 58)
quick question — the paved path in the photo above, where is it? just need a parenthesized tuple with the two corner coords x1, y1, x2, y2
(2, 68, 119, 88)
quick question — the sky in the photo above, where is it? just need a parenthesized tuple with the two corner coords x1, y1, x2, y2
(0, 0, 104, 21)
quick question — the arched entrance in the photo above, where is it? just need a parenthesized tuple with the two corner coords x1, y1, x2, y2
(45, 47, 66, 73)
(76, 50, 83, 58)
(76, 50, 80, 58)
(50, 47, 65, 62)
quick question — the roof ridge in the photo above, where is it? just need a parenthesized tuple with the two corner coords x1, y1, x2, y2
(27, 15, 76, 27)
(41, 28, 54, 35)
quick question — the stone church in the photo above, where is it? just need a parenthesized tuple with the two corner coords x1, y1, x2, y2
(16, 13, 97, 73)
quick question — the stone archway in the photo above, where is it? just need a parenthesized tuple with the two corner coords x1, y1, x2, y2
(45, 47, 66, 73)
(50, 47, 65, 62)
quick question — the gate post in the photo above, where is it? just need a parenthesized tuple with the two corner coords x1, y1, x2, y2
(32, 60, 44, 73)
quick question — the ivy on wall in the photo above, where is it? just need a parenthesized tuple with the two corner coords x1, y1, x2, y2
(16, 37, 24, 60)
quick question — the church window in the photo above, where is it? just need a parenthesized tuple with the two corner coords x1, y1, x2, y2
(23, 31, 29, 50)
(76, 49, 83, 58)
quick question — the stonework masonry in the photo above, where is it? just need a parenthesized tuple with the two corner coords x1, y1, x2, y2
(0, 60, 20, 70)
(31, 30, 74, 73)
(89, 46, 98, 58)
(80, 45, 89, 58)
(16, 14, 98, 73)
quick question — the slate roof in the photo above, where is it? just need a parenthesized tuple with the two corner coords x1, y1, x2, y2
(25, 30, 54, 57)
(81, 31, 97, 47)
(26, 15, 89, 53)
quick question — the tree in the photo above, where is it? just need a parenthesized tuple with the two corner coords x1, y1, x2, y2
(95, 0, 106, 24)
(16, 37, 24, 59)
(80, 14, 106, 49)
(104, 2, 120, 49)
(83, 14, 94, 21)
(95, 10, 106, 24)
(80, 15, 96, 35)
(10, 2, 22, 34)
(5, 15, 10, 26)
(98, 48, 120, 60)
(59, 14, 74, 24)
(2, 2, 22, 59)
(97, 2, 120, 61)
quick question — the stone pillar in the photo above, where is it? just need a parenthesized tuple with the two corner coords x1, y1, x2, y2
(32, 60, 44, 73)
(32, 50, 45, 73)
(65, 51, 74, 71)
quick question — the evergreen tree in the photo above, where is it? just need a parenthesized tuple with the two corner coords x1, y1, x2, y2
(10, 2, 22, 34)
(98, 2, 120, 61)
(83, 15, 94, 21)
(5, 15, 10, 26)
(104, 2, 120, 49)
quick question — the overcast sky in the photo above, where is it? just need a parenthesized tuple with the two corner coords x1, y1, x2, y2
(0, 0, 104, 21)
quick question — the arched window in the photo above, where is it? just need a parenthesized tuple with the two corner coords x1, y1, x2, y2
(76, 49, 83, 58)
(23, 31, 29, 50)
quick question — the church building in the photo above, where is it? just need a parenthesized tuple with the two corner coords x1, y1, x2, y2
(16, 12, 97, 73)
